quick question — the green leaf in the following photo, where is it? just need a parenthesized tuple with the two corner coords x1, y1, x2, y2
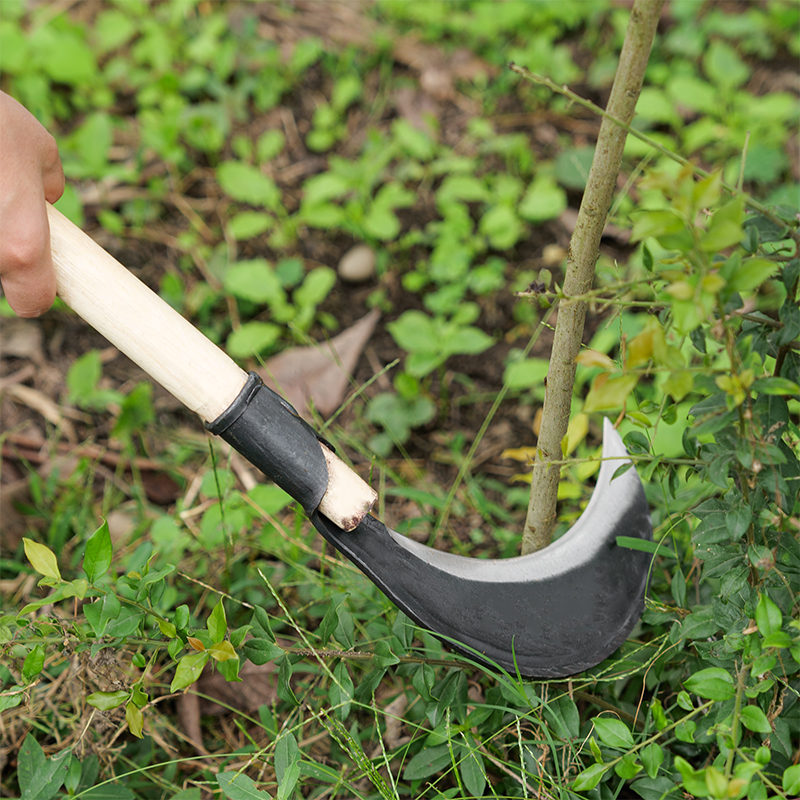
(209, 641, 237, 662)
(275, 731, 300, 800)
(207, 599, 227, 643)
(479, 204, 523, 250)
(740, 705, 771, 734)
(631, 209, 685, 243)
(752, 376, 800, 396)
(22, 644, 45, 682)
(242, 637, 283, 665)
(727, 257, 779, 294)
(87, 690, 129, 711)
(518, 175, 567, 222)
(503, 358, 549, 390)
(592, 717, 635, 750)
(641, 742, 664, 779)
(170, 651, 210, 692)
(83, 520, 112, 583)
(459, 746, 486, 797)
(403, 744, 451, 781)
(328, 661, 354, 721)
(674, 756, 708, 795)
(224, 259, 283, 304)
(216, 771, 272, 800)
(584, 373, 639, 412)
(704, 39, 750, 90)
(755, 593, 782, 637)
(18, 734, 71, 800)
(23, 538, 61, 582)
(217, 161, 281, 209)
(227, 322, 282, 358)
(572, 762, 610, 791)
(125, 702, 144, 738)
(783, 764, 800, 795)
(228, 211, 272, 240)
(700, 196, 744, 252)
(684, 667, 735, 700)
(616, 536, 676, 559)
(19, 578, 88, 615)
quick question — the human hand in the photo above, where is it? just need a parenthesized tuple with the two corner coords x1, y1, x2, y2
(0, 91, 65, 317)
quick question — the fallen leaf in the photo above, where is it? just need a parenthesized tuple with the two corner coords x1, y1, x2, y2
(259, 309, 380, 418)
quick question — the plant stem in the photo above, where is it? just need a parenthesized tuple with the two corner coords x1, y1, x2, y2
(521, 0, 665, 553)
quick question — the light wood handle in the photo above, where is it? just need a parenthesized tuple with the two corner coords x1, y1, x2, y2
(47, 204, 375, 529)
(48, 204, 248, 421)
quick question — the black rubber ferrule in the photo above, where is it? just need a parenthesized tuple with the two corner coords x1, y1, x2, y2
(206, 373, 329, 514)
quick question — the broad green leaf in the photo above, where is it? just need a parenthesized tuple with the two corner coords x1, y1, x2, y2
(363, 205, 400, 240)
(631, 209, 685, 243)
(242, 638, 283, 665)
(740, 705, 771, 734)
(674, 756, 709, 795)
(217, 161, 281, 209)
(22, 645, 45, 682)
(209, 641, 237, 662)
(227, 322, 282, 358)
(275, 731, 300, 797)
(752, 376, 800, 396)
(459, 747, 486, 797)
(592, 717, 635, 750)
(503, 358, 549, 390)
(207, 599, 227, 643)
(224, 259, 283, 304)
(37, 29, 97, 85)
(23, 538, 61, 582)
(301, 172, 350, 206)
(87, 690, 129, 711)
(328, 661, 354, 721)
(518, 175, 567, 221)
(83, 520, 112, 583)
(641, 742, 664, 779)
(572, 762, 610, 791)
(17, 733, 71, 800)
(228, 211, 272, 240)
(755, 593, 782, 637)
(402, 744, 451, 781)
(784, 764, 800, 794)
(727, 257, 779, 293)
(684, 667, 735, 700)
(479, 204, 523, 250)
(170, 651, 210, 692)
(704, 39, 750, 90)
(20, 578, 89, 615)
(445, 325, 493, 356)
(216, 771, 272, 800)
(584, 373, 638, 412)
(700, 196, 744, 252)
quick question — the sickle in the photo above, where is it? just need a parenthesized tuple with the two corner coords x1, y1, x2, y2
(47, 205, 651, 677)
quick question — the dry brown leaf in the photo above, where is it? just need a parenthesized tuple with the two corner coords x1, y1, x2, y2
(259, 309, 380, 419)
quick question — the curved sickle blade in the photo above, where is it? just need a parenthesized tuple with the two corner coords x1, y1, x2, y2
(311, 419, 652, 678)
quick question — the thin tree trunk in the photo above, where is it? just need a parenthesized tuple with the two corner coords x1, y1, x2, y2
(521, 0, 664, 554)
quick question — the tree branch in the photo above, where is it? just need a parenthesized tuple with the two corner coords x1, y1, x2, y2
(521, 0, 665, 554)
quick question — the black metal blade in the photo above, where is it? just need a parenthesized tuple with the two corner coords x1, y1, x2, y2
(311, 420, 652, 677)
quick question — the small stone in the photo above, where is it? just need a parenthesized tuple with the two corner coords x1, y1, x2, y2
(338, 244, 376, 283)
(542, 243, 567, 267)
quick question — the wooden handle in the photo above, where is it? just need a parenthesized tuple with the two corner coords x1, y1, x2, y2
(48, 204, 376, 529)
(48, 204, 248, 421)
